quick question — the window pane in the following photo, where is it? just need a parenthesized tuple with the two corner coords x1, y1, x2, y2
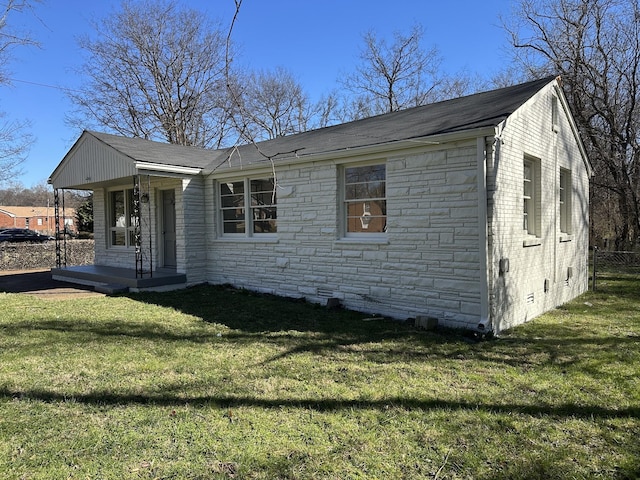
(223, 219, 245, 234)
(345, 165, 385, 183)
(223, 206, 245, 233)
(111, 230, 125, 246)
(524, 179, 532, 199)
(560, 169, 571, 234)
(345, 181, 386, 200)
(221, 182, 245, 208)
(251, 178, 277, 233)
(221, 181, 247, 234)
(253, 206, 277, 233)
(346, 200, 386, 233)
(250, 178, 276, 205)
(111, 191, 125, 227)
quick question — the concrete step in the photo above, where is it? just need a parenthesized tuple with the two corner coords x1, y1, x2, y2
(94, 283, 129, 295)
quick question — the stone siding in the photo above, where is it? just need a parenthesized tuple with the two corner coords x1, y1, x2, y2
(207, 143, 484, 328)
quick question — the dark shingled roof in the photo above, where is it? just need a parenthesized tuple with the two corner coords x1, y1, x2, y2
(87, 76, 556, 173)
(87, 130, 220, 169)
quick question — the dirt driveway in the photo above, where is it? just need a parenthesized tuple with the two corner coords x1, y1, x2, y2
(0, 269, 104, 300)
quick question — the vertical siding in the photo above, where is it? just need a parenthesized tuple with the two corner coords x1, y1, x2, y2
(51, 135, 137, 189)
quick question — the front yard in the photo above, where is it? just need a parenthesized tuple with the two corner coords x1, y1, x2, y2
(0, 273, 638, 479)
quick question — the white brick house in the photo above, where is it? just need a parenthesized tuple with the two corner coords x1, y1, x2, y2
(49, 76, 591, 333)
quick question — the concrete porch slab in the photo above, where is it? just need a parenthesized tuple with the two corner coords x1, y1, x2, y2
(51, 265, 187, 292)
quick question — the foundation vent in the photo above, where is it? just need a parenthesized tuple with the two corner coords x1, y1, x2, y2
(317, 288, 333, 298)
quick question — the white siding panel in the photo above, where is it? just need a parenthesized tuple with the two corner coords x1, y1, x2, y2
(51, 135, 137, 189)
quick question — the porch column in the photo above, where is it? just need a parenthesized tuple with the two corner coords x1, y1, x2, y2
(53, 188, 67, 268)
(133, 174, 153, 278)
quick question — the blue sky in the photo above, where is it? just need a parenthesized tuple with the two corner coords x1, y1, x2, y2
(1, 0, 512, 187)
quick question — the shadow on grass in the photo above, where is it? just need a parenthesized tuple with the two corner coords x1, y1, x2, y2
(127, 284, 394, 334)
(127, 283, 640, 361)
(2, 387, 639, 420)
(4, 281, 639, 373)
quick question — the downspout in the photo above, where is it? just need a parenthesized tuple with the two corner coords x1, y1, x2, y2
(476, 136, 492, 334)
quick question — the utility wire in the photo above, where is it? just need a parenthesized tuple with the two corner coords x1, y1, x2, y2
(4, 77, 83, 93)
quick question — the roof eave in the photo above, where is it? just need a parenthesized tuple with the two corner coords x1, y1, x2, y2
(134, 161, 202, 177)
(552, 81, 593, 176)
(206, 126, 498, 176)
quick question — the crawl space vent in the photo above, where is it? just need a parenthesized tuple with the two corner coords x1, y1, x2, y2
(317, 288, 333, 298)
(526, 293, 535, 305)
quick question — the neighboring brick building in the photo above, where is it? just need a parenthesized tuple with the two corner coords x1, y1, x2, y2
(0, 206, 76, 235)
(49, 77, 591, 333)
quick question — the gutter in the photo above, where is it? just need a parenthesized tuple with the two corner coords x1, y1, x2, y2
(134, 161, 202, 176)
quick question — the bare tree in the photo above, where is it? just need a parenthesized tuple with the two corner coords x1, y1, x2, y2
(68, 0, 234, 148)
(0, 0, 39, 184)
(506, 0, 640, 250)
(0, 0, 40, 83)
(0, 114, 33, 183)
(340, 24, 444, 119)
(233, 66, 324, 142)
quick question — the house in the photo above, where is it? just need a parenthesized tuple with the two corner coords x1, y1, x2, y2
(0, 205, 76, 235)
(48, 76, 591, 333)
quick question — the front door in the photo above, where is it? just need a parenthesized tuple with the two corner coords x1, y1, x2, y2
(161, 189, 177, 268)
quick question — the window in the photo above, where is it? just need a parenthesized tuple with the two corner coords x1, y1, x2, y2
(109, 188, 136, 247)
(523, 157, 540, 237)
(551, 95, 559, 132)
(220, 177, 277, 235)
(344, 163, 386, 235)
(559, 168, 571, 234)
(37, 218, 43, 226)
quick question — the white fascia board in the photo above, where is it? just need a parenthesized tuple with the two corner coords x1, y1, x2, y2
(135, 161, 202, 176)
(553, 82, 593, 176)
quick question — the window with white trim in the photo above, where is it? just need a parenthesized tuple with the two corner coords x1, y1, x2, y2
(220, 177, 277, 235)
(559, 168, 572, 234)
(343, 163, 386, 235)
(108, 188, 136, 247)
(523, 157, 541, 237)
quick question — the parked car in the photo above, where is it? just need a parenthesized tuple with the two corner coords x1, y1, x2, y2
(0, 228, 55, 243)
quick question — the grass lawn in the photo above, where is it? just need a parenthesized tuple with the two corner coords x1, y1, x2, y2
(1, 273, 638, 479)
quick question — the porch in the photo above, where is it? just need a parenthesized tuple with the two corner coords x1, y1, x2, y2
(51, 265, 188, 294)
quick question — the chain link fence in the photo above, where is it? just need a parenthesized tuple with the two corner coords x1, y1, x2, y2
(591, 248, 640, 290)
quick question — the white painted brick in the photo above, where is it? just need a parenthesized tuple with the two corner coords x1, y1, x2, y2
(84, 80, 585, 332)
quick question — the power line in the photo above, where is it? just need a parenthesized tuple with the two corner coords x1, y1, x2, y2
(6, 78, 83, 93)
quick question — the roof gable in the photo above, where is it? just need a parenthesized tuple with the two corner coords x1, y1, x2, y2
(49, 132, 138, 189)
